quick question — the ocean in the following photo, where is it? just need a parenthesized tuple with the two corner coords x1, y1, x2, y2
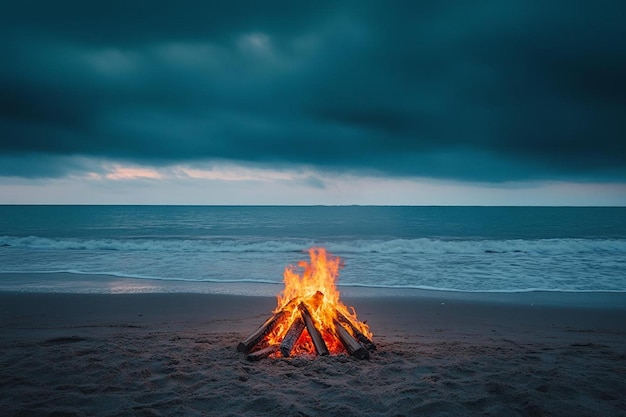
(1, 205, 625, 293)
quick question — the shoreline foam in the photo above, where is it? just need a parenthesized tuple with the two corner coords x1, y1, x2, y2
(1, 272, 625, 311)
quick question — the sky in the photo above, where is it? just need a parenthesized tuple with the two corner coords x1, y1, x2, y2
(1, 0, 625, 205)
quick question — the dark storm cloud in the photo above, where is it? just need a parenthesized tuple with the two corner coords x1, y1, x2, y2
(1, 0, 625, 181)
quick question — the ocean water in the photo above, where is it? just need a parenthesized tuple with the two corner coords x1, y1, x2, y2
(1, 205, 625, 293)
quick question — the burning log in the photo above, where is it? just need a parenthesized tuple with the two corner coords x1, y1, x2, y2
(334, 320, 369, 360)
(247, 345, 279, 362)
(307, 290, 324, 309)
(279, 316, 306, 357)
(336, 310, 377, 351)
(299, 302, 329, 356)
(237, 311, 287, 353)
(237, 299, 297, 353)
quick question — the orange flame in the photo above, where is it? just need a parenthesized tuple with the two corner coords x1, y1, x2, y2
(266, 247, 372, 356)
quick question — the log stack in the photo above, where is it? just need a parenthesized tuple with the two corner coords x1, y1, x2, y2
(237, 292, 375, 361)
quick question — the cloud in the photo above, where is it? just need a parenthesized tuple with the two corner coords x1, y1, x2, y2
(1, 0, 625, 182)
(100, 165, 164, 181)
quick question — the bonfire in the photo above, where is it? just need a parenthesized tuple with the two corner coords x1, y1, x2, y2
(237, 248, 375, 360)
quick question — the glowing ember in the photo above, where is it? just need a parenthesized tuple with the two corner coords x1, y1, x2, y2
(237, 247, 375, 360)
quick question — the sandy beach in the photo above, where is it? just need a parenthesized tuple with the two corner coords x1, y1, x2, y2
(1, 283, 625, 416)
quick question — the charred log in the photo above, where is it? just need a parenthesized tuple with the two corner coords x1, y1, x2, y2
(336, 310, 376, 351)
(279, 316, 306, 357)
(237, 299, 297, 353)
(237, 310, 287, 353)
(307, 291, 324, 310)
(247, 345, 279, 361)
(299, 303, 329, 356)
(334, 320, 369, 359)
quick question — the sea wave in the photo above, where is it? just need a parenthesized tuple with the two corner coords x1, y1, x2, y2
(0, 236, 309, 253)
(1, 270, 625, 295)
(2, 235, 625, 255)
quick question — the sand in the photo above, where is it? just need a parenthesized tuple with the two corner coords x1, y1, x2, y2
(1, 288, 625, 417)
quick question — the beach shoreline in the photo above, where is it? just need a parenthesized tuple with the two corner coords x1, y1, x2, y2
(1, 287, 625, 416)
(2, 271, 626, 309)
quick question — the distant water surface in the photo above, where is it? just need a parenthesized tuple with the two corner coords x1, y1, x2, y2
(1, 206, 625, 293)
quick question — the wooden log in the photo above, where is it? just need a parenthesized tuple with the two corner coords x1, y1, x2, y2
(237, 310, 288, 353)
(336, 310, 376, 351)
(237, 298, 297, 353)
(307, 291, 324, 310)
(334, 320, 369, 359)
(299, 303, 329, 356)
(279, 316, 306, 357)
(246, 345, 279, 361)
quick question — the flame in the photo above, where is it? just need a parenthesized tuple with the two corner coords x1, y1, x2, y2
(265, 247, 372, 356)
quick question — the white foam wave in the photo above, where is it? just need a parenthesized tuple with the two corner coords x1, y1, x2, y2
(2, 270, 624, 295)
(2, 235, 624, 255)
(0, 236, 308, 253)
(329, 238, 626, 255)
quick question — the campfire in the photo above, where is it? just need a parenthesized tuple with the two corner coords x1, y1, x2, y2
(237, 248, 376, 361)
